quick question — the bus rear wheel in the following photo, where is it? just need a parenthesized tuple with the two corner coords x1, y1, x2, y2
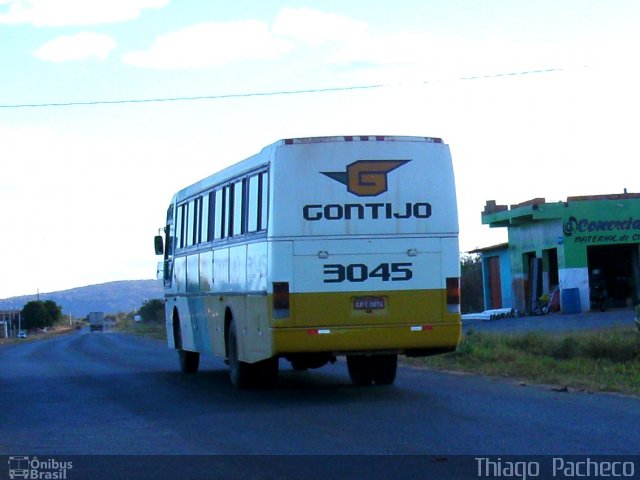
(371, 354, 397, 385)
(347, 354, 397, 386)
(179, 349, 200, 373)
(227, 320, 257, 389)
(346, 355, 374, 386)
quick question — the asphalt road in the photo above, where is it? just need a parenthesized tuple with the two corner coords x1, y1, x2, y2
(1, 329, 639, 479)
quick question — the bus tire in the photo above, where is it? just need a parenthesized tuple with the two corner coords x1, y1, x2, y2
(179, 349, 200, 373)
(346, 355, 373, 386)
(172, 308, 182, 350)
(254, 357, 279, 388)
(227, 320, 253, 389)
(372, 354, 397, 385)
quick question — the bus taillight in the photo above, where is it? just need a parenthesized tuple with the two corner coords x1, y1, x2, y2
(446, 277, 460, 313)
(273, 282, 290, 318)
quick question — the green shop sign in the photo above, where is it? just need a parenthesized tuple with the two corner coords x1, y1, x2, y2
(563, 216, 640, 244)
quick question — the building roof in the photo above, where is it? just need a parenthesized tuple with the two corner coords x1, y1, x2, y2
(482, 192, 640, 228)
(469, 242, 509, 254)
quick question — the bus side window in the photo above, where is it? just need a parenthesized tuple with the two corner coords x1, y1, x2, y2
(194, 196, 203, 245)
(165, 229, 173, 257)
(205, 191, 214, 243)
(175, 203, 184, 249)
(165, 204, 174, 257)
(247, 175, 259, 233)
(214, 189, 224, 240)
(186, 199, 196, 247)
(166, 204, 174, 224)
(223, 186, 231, 239)
(163, 223, 173, 285)
(259, 172, 268, 231)
(232, 180, 244, 237)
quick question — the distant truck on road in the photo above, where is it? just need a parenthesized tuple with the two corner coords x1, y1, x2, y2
(88, 312, 105, 332)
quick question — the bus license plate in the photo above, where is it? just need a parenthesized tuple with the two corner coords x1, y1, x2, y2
(353, 297, 385, 310)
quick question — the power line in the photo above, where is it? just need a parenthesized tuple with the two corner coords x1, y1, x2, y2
(0, 83, 386, 109)
(0, 66, 569, 109)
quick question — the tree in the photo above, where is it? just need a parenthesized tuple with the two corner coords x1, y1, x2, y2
(21, 300, 62, 329)
(43, 300, 62, 323)
(138, 299, 165, 322)
(460, 254, 484, 314)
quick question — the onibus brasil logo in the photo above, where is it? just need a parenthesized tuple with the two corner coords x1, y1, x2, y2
(321, 160, 410, 197)
(8, 456, 73, 479)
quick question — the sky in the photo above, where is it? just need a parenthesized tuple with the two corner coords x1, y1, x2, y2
(1, 0, 639, 299)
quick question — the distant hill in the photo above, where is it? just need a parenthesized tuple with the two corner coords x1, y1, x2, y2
(0, 280, 164, 318)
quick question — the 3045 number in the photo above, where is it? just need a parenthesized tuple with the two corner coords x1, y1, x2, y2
(323, 263, 413, 283)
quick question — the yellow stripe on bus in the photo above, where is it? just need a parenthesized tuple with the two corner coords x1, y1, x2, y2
(268, 288, 461, 354)
(271, 289, 458, 327)
(272, 323, 461, 355)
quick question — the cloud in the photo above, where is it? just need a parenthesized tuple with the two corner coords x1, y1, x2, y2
(122, 20, 292, 69)
(271, 8, 613, 79)
(330, 31, 462, 68)
(35, 32, 116, 62)
(271, 8, 473, 77)
(272, 7, 368, 47)
(0, 0, 169, 27)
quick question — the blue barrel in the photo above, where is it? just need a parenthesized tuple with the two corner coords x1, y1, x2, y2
(561, 288, 581, 314)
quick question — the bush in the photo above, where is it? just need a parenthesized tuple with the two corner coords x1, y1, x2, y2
(580, 332, 639, 362)
(506, 332, 550, 356)
(413, 327, 640, 395)
(552, 337, 580, 360)
(461, 254, 483, 313)
(137, 299, 165, 322)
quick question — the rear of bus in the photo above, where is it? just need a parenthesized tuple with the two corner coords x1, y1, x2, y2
(267, 136, 461, 384)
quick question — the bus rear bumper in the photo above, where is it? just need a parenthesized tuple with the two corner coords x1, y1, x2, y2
(272, 322, 461, 357)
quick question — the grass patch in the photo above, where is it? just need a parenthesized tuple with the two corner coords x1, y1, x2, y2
(405, 327, 640, 395)
(115, 316, 167, 341)
(0, 324, 76, 345)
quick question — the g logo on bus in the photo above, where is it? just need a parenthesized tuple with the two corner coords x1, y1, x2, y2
(321, 160, 410, 197)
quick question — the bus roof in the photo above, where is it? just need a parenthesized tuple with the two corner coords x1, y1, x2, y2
(171, 135, 446, 204)
(281, 135, 443, 145)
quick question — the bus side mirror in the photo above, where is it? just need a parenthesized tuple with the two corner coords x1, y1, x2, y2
(154, 235, 164, 255)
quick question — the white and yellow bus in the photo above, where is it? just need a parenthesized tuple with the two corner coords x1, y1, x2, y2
(154, 135, 461, 388)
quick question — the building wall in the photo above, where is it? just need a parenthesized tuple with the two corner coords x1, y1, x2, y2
(480, 247, 512, 310)
(558, 267, 589, 313)
(560, 199, 640, 265)
(559, 198, 640, 311)
(482, 195, 640, 314)
(507, 219, 564, 313)
(0, 310, 22, 337)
